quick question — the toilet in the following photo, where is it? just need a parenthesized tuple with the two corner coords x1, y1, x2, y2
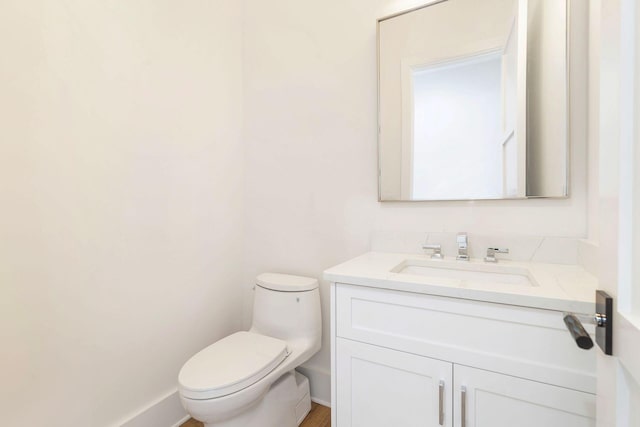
(178, 273, 322, 427)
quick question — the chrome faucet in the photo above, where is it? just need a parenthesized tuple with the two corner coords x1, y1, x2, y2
(484, 247, 509, 263)
(456, 233, 469, 261)
(422, 243, 443, 260)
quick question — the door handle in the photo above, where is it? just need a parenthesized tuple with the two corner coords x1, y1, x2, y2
(563, 314, 594, 349)
(562, 290, 613, 355)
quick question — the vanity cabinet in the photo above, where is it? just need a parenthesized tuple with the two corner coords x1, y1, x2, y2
(453, 365, 595, 427)
(336, 338, 452, 427)
(330, 283, 596, 427)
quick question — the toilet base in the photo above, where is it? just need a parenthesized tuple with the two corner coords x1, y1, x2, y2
(201, 371, 311, 427)
(293, 371, 312, 425)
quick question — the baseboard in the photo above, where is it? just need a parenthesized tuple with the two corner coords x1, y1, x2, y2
(311, 397, 331, 408)
(119, 389, 188, 427)
(171, 415, 191, 427)
(296, 365, 331, 407)
(118, 368, 328, 427)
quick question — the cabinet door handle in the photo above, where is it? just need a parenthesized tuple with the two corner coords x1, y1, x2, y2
(461, 386, 467, 427)
(439, 380, 445, 425)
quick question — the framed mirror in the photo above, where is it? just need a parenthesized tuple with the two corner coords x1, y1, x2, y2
(378, 0, 569, 201)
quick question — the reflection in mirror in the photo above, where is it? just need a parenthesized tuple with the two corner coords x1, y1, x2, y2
(378, 0, 569, 201)
(410, 51, 508, 200)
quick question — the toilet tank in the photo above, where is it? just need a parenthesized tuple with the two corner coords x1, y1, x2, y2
(250, 273, 321, 342)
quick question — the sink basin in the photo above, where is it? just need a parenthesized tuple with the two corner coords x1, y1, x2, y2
(391, 259, 536, 287)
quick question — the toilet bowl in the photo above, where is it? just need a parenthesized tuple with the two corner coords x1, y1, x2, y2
(178, 273, 322, 427)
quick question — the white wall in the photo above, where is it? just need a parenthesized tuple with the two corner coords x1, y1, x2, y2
(587, 0, 601, 243)
(0, 1, 244, 425)
(0, 0, 593, 421)
(243, 0, 589, 402)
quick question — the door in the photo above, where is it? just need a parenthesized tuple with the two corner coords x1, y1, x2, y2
(336, 338, 453, 427)
(453, 365, 595, 427)
(597, 0, 640, 425)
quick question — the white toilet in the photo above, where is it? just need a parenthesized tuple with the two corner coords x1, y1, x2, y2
(178, 273, 322, 427)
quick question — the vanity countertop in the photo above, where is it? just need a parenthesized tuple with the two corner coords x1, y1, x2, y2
(323, 252, 597, 314)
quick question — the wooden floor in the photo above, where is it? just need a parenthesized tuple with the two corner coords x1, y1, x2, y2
(300, 402, 331, 427)
(180, 402, 330, 427)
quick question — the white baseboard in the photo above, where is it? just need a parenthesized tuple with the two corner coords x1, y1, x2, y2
(171, 415, 191, 427)
(119, 389, 188, 427)
(118, 368, 329, 427)
(171, 414, 191, 427)
(296, 365, 331, 407)
(311, 397, 331, 408)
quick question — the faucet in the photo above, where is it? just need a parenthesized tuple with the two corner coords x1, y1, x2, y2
(456, 233, 469, 261)
(484, 247, 509, 263)
(422, 243, 444, 260)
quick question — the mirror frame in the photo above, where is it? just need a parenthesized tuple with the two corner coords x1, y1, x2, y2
(376, 0, 572, 202)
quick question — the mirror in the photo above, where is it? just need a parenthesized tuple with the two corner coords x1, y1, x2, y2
(378, 0, 569, 201)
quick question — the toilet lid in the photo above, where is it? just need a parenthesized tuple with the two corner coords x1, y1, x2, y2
(256, 273, 318, 292)
(179, 331, 289, 400)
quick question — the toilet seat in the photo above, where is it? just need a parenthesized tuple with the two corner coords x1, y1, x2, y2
(179, 331, 289, 400)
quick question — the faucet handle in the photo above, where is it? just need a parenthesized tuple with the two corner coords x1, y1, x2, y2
(456, 232, 468, 248)
(456, 232, 469, 261)
(422, 243, 444, 260)
(484, 247, 509, 263)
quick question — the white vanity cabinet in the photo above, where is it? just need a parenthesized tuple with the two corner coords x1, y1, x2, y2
(453, 365, 595, 427)
(330, 283, 596, 427)
(336, 338, 452, 427)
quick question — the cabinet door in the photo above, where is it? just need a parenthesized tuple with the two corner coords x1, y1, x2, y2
(453, 365, 595, 427)
(336, 338, 453, 427)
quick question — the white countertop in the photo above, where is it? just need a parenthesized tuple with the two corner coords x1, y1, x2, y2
(323, 252, 597, 314)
